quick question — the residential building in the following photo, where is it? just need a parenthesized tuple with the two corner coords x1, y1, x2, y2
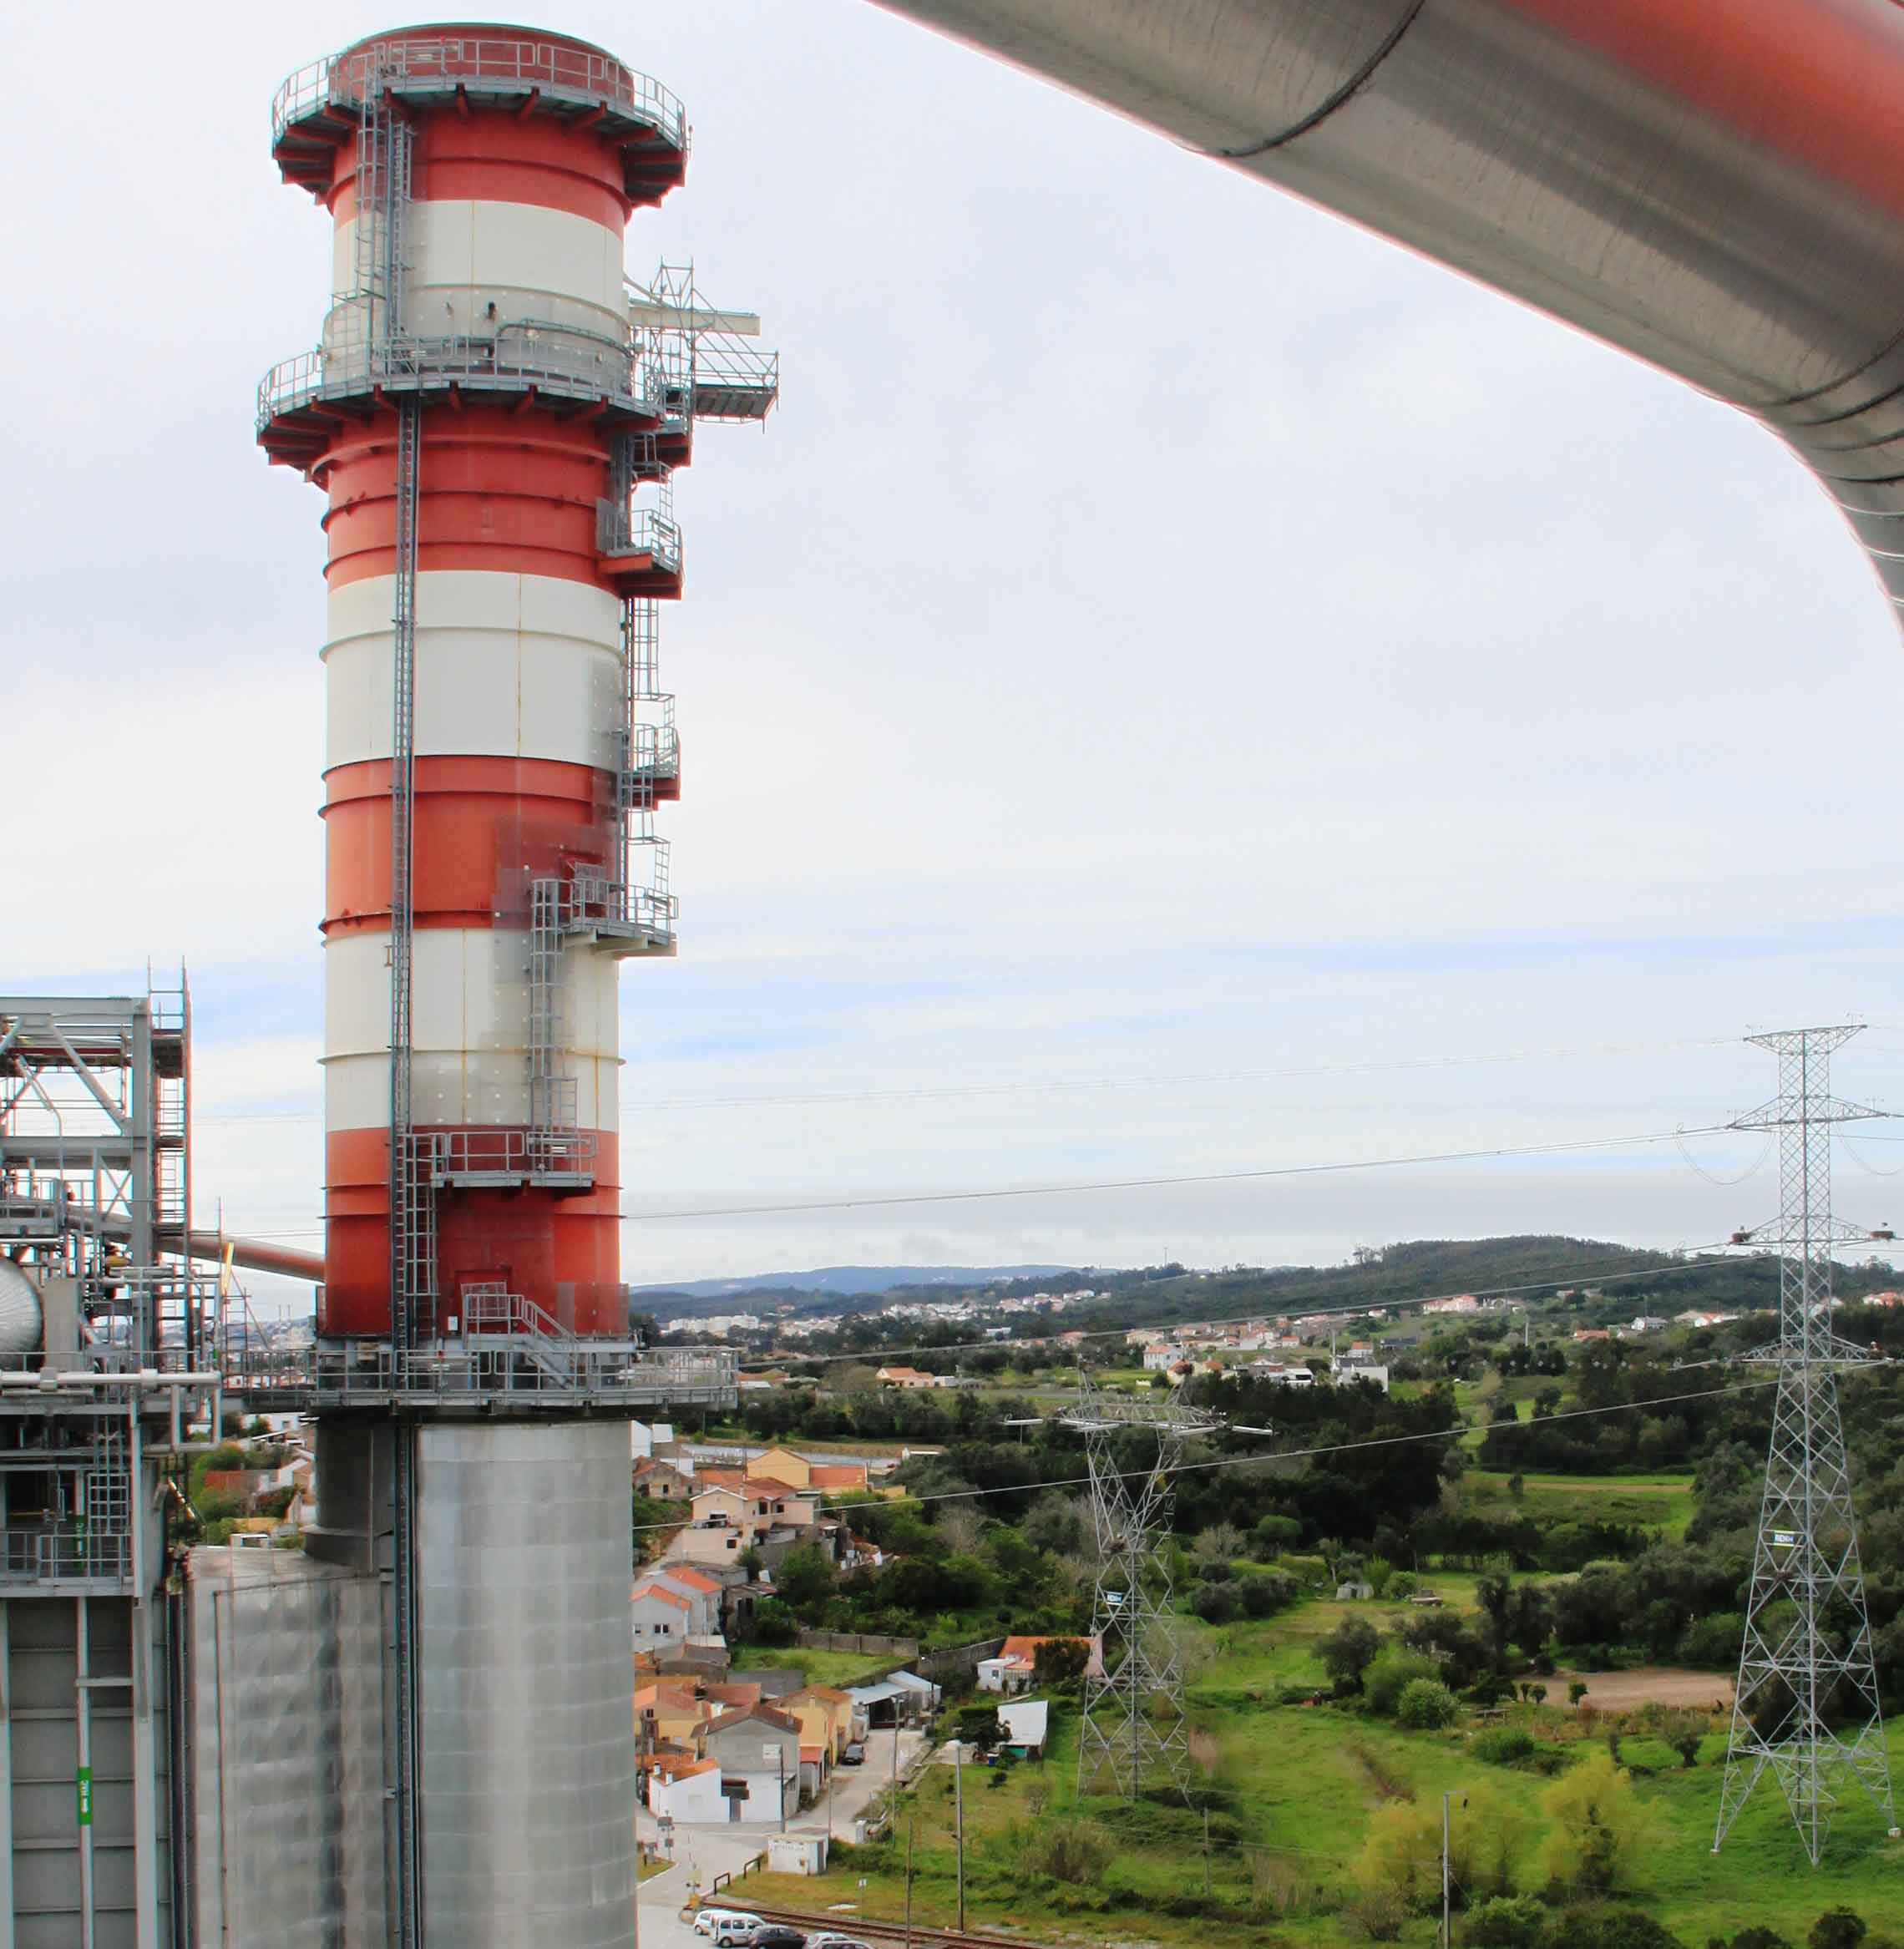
(976, 1635, 1101, 1694)
(1142, 1344, 1186, 1371)
(701, 1705, 802, 1824)
(1332, 1361, 1390, 1393)
(646, 1753, 726, 1825)
(635, 1456, 696, 1502)
(875, 1366, 937, 1390)
(630, 1581, 694, 1646)
(1422, 1293, 1481, 1316)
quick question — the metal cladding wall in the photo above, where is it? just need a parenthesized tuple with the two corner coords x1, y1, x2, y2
(868, 0, 1904, 630)
(413, 1420, 640, 1946)
(186, 1546, 388, 1947)
(263, 25, 690, 1339)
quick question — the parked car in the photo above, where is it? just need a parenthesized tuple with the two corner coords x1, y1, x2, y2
(692, 1911, 759, 1944)
(749, 1928, 806, 1949)
(840, 1741, 866, 1766)
(809, 1934, 876, 1949)
(710, 1921, 762, 1949)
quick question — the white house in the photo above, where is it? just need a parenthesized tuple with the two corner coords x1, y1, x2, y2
(648, 1754, 726, 1825)
(1332, 1362, 1390, 1393)
(1142, 1344, 1186, 1371)
(631, 1582, 693, 1645)
(701, 1706, 802, 1825)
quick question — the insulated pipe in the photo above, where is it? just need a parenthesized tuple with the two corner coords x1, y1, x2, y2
(65, 1207, 324, 1283)
(866, 0, 1904, 626)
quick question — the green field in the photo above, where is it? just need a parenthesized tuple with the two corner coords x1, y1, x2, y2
(1462, 1466, 1698, 1541)
(740, 1600, 1904, 1946)
(734, 1646, 901, 1688)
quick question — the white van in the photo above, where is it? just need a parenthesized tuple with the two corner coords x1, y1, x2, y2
(692, 1911, 759, 1946)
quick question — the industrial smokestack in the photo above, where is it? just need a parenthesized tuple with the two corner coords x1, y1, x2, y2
(256, 27, 772, 1941)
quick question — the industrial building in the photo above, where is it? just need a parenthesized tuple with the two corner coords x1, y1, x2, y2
(3, 22, 767, 1946)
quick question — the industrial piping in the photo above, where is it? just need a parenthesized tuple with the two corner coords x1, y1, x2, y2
(866, 0, 1904, 627)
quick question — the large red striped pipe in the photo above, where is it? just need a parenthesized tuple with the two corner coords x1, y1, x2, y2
(264, 25, 688, 1338)
(868, 0, 1904, 624)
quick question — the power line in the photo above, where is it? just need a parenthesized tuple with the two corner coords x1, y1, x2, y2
(624, 1124, 1736, 1223)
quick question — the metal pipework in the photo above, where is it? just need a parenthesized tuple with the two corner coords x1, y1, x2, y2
(867, 0, 1904, 625)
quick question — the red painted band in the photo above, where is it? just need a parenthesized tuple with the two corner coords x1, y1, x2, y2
(330, 111, 632, 227)
(322, 755, 614, 934)
(322, 1123, 623, 1337)
(317, 403, 620, 590)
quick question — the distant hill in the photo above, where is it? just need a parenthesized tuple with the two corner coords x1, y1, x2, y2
(633, 1264, 1077, 1310)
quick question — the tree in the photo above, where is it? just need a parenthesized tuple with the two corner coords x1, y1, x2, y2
(774, 1542, 836, 1614)
(1476, 1573, 1513, 1663)
(955, 1703, 1001, 1749)
(1365, 1646, 1441, 1718)
(1540, 1751, 1645, 1893)
(1810, 1912, 1869, 1949)
(1031, 1638, 1090, 1688)
(1568, 1679, 1590, 1709)
(1319, 1616, 1380, 1693)
(1395, 1678, 1460, 1730)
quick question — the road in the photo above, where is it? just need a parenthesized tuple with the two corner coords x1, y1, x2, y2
(637, 1728, 927, 1949)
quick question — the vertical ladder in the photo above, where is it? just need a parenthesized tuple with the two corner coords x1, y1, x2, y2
(85, 1422, 131, 1582)
(362, 58, 426, 1943)
(388, 394, 427, 1346)
(526, 879, 580, 1172)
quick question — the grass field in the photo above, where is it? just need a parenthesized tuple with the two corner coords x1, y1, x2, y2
(735, 1646, 903, 1688)
(1462, 1466, 1699, 1541)
(737, 1598, 1904, 1946)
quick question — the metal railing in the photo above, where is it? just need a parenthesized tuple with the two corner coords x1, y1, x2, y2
(272, 36, 687, 153)
(226, 1339, 737, 1410)
(596, 499, 683, 572)
(258, 324, 664, 436)
(418, 1127, 597, 1185)
(0, 1526, 133, 1588)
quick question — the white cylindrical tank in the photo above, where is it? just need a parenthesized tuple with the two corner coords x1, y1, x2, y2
(0, 1261, 44, 1357)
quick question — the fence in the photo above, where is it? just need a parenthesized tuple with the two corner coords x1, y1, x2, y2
(916, 1637, 1005, 1681)
(795, 1628, 918, 1659)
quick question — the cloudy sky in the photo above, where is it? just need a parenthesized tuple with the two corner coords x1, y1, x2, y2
(10, 2, 1904, 1311)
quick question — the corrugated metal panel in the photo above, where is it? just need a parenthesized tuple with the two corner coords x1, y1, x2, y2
(188, 1545, 387, 1947)
(416, 1420, 639, 1946)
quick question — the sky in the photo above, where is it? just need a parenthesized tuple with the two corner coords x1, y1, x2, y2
(10, 2, 1904, 1313)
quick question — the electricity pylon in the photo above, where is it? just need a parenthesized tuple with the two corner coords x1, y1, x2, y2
(1713, 1025, 1901, 1863)
(1062, 1375, 1220, 1800)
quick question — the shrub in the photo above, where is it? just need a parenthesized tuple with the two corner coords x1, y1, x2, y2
(1238, 1572, 1297, 1617)
(1320, 1616, 1382, 1693)
(1249, 1513, 1303, 1558)
(1396, 1679, 1460, 1730)
(1022, 1820, 1112, 1885)
(1192, 1582, 1242, 1624)
(1728, 1931, 1792, 1949)
(1473, 1727, 1536, 1767)
(1343, 1887, 1409, 1941)
(1540, 1752, 1645, 1893)
(1365, 1645, 1441, 1718)
(1678, 1612, 1745, 1668)
(1464, 1895, 1547, 1948)
(1544, 1912, 1686, 1949)
(1810, 1912, 1869, 1949)
(1198, 1557, 1233, 1583)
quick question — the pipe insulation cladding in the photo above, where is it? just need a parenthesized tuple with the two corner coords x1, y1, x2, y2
(868, 0, 1904, 630)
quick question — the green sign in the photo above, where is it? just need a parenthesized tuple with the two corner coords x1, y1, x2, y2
(76, 1768, 92, 1828)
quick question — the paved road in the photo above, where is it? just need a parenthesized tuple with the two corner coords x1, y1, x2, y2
(637, 1729, 926, 1949)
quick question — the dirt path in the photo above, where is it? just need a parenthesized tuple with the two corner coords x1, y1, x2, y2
(1557, 1666, 1734, 1711)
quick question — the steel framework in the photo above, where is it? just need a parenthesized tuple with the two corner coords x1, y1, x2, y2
(1062, 1377, 1220, 1799)
(1714, 1025, 1901, 1863)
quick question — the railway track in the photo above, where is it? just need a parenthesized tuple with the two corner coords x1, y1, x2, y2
(743, 1902, 1049, 1949)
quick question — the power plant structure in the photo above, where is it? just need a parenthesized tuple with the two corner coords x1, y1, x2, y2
(0, 990, 222, 1948)
(4, 24, 764, 1948)
(247, 24, 774, 1944)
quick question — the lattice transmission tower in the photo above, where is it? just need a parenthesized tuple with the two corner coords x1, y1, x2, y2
(1713, 1024, 1901, 1863)
(1062, 1376, 1221, 1799)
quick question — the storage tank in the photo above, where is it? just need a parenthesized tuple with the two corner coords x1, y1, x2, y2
(0, 1260, 45, 1358)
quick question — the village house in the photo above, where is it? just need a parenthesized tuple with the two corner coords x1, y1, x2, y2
(976, 1635, 1102, 1695)
(874, 1365, 937, 1390)
(700, 1705, 802, 1824)
(1142, 1344, 1187, 1371)
(1422, 1293, 1481, 1316)
(634, 1455, 696, 1502)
